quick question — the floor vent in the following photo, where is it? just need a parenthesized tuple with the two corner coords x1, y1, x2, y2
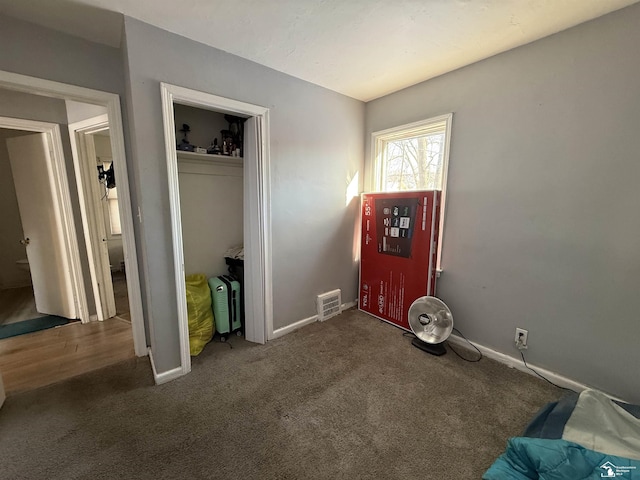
(317, 289, 342, 321)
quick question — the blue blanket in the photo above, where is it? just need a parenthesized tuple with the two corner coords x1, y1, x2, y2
(484, 390, 640, 479)
(484, 438, 640, 479)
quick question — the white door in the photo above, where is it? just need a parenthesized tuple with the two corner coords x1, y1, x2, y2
(6, 133, 76, 319)
(243, 116, 266, 344)
(73, 127, 116, 320)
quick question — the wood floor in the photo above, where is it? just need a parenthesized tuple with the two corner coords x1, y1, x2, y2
(0, 317, 135, 395)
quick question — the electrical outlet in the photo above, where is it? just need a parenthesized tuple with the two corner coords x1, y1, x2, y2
(515, 328, 528, 349)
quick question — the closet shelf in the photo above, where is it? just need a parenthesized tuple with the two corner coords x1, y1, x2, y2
(176, 150, 243, 167)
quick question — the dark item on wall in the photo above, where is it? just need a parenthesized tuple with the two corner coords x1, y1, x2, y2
(207, 138, 221, 155)
(97, 164, 116, 189)
(220, 129, 233, 155)
(177, 123, 195, 152)
(224, 114, 246, 157)
(225, 256, 245, 327)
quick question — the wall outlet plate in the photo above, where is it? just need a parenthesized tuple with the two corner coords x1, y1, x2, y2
(515, 328, 528, 349)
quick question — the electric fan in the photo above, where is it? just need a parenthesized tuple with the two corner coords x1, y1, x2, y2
(408, 296, 454, 356)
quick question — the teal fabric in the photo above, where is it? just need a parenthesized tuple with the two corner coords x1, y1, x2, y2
(0, 315, 70, 339)
(483, 438, 640, 479)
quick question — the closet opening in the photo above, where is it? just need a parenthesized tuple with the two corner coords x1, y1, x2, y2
(160, 83, 273, 379)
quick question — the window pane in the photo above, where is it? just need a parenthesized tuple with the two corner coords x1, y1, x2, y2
(382, 132, 445, 192)
(108, 197, 122, 235)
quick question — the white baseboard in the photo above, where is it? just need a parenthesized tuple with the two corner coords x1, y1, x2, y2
(271, 300, 358, 339)
(447, 334, 594, 394)
(342, 300, 357, 310)
(148, 348, 185, 385)
(272, 314, 317, 339)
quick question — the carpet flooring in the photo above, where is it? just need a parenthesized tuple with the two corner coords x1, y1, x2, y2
(0, 308, 562, 479)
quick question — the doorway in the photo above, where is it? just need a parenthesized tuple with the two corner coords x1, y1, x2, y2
(0, 129, 41, 330)
(68, 114, 131, 324)
(0, 70, 146, 358)
(0, 119, 86, 332)
(160, 83, 273, 376)
(0, 126, 81, 336)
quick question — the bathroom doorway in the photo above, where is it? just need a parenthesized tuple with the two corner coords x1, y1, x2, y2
(0, 128, 39, 329)
(0, 121, 82, 336)
(0, 129, 57, 331)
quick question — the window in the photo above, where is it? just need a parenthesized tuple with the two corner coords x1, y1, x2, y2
(100, 160, 121, 236)
(372, 114, 452, 270)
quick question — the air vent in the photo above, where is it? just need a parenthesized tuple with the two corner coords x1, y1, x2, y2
(317, 289, 342, 321)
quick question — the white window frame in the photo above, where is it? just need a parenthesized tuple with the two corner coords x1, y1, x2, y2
(371, 113, 452, 271)
(97, 157, 122, 238)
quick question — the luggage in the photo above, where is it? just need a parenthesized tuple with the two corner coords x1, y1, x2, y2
(224, 256, 245, 326)
(185, 274, 214, 356)
(208, 275, 242, 341)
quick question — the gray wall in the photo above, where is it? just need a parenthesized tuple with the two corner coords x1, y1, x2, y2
(0, 15, 131, 317)
(65, 100, 108, 124)
(365, 4, 640, 402)
(0, 15, 124, 96)
(122, 17, 364, 373)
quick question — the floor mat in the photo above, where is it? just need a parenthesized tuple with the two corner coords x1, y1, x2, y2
(0, 315, 72, 339)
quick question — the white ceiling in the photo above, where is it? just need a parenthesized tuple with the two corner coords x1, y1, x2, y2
(1, 0, 637, 101)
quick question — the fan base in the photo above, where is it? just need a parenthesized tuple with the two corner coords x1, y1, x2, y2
(412, 337, 446, 356)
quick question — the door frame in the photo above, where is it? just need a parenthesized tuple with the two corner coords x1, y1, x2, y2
(0, 116, 88, 322)
(0, 70, 147, 357)
(160, 83, 273, 376)
(68, 114, 117, 321)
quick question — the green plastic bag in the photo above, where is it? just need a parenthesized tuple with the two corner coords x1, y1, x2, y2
(185, 274, 214, 355)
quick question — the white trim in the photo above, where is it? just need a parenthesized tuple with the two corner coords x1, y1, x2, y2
(447, 334, 594, 395)
(371, 113, 453, 271)
(160, 85, 191, 378)
(176, 150, 244, 167)
(0, 69, 147, 357)
(427, 192, 437, 295)
(106, 92, 147, 357)
(160, 83, 273, 379)
(148, 348, 184, 385)
(343, 300, 358, 310)
(0, 117, 88, 322)
(372, 114, 453, 140)
(51, 125, 88, 321)
(176, 151, 243, 177)
(68, 114, 117, 322)
(272, 300, 357, 339)
(437, 114, 452, 271)
(272, 314, 318, 339)
(262, 112, 274, 342)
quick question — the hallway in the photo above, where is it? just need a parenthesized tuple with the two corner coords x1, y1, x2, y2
(0, 317, 135, 395)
